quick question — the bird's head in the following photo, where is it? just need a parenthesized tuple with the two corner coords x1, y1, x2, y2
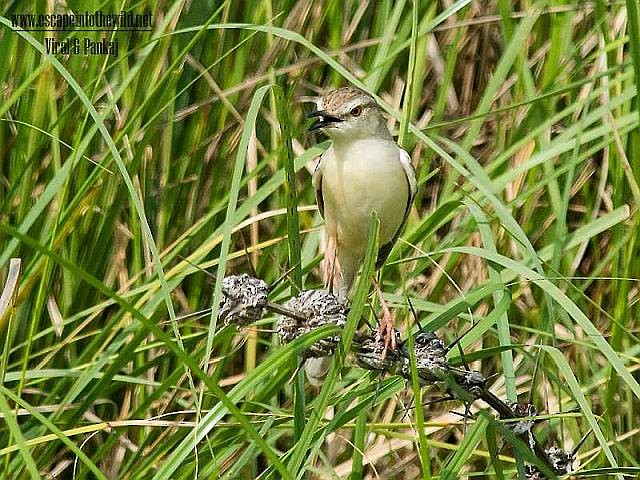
(307, 87, 391, 141)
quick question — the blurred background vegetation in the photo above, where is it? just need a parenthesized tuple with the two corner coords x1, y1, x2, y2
(1, 0, 640, 478)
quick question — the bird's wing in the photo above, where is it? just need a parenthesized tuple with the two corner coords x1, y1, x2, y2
(313, 153, 325, 219)
(376, 148, 417, 269)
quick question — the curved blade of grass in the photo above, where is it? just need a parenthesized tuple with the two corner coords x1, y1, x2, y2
(204, 84, 270, 365)
(0, 223, 292, 479)
(440, 415, 488, 480)
(287, 213, 380, 477)
(538, 346, 620, 475)
(406, 329, 432, 479)
(0, 18, 192, 389)
(388, 200, 463, 266)
(436, 246, 640, 402)
(531, 206, 630, 273)
(0, 390, 39, 479)
(0, 385, 106, 479)
(349, 409, 368, 480)
(450, 345, 522, 366)
(434, 137, 546, 273)
(467, 201, 517, 402)
(420, 283, 504, 332)
(273, 83, 306, 441)
(447, 344, 524, 367)
(166, 22, 550, 285)
(152, 324, 339, 479)
(446, 289, 512, 358)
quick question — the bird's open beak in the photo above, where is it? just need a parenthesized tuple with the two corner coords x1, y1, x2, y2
(307, 110, 343, 132)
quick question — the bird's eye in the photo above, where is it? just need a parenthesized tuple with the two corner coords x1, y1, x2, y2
(350, 106, 362, 117)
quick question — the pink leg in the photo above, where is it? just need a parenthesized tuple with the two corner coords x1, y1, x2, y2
(322, 236, 339, 292)
(372, 277, 397, 356)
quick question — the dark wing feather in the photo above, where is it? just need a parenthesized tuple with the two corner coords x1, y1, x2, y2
(313, 154, 325, 219)
(376, 148, 418, 269)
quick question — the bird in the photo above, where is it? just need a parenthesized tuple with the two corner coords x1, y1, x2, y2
(305, 86, 417, 383)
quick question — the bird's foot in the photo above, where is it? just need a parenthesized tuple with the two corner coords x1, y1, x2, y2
(377, 312, 397, 359)
(373, 277, 397, 359)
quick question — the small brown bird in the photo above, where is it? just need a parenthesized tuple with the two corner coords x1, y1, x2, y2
(306, 87, 417, 382)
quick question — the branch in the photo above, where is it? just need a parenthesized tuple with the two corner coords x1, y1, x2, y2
(214, 275, 574, 478)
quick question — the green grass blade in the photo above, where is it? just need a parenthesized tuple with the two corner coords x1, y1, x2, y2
(440, 416, 488, 480)
(466, 202, 517, 402)
(539, 346, 620, 476)
(204, 84, 270, 361)
(153, 325, 339, 479)
(273, 83, 306, 442)
(406, 329, 432, 479)
(0, 385, 107, 479)
(0, 223, 292, 479)
(0, 16, 194, 396)
(397, 0, 419, 149)
(287, 213, 380, 476)
(438, 246, 640, 401)
(0, 389, 40, 479)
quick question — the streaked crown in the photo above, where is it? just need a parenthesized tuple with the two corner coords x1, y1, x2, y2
(319, 87, 377, 114)
(309, 87, 391, 140)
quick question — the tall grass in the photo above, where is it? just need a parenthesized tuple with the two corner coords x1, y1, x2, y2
(1, 0, 639, 478)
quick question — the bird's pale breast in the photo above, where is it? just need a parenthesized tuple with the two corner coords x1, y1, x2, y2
(322, 138, 409, 252)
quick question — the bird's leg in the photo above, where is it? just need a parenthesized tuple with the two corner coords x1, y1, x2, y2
(372, 276, 396, 355)
(323, 236, 345, 296)
(322, 235, 338, 292)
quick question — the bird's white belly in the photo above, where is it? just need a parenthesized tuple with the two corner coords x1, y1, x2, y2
(323, 140, 409, 251)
